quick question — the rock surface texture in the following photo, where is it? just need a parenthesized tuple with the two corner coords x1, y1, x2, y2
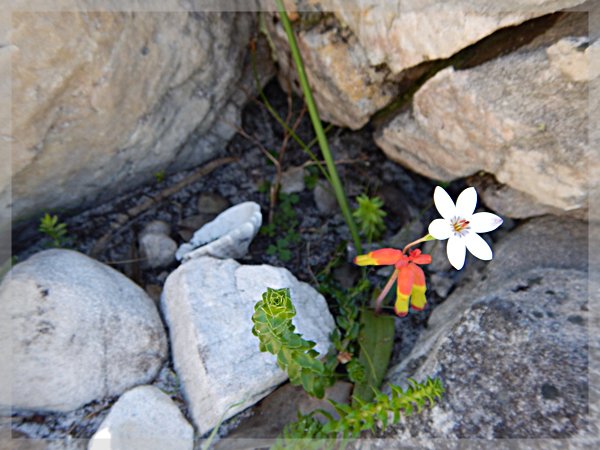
(376, 13, 594, 217)
(264, 0, 585, 128)
(383, 216, 589, 441)
(139, 221, 177, 269)
(88, 385, 193, 450)
(161, 256, 335, 435)
(0, 250, 167, 413)
(4, 9, 258, 222)
(175, 202, 262, 261)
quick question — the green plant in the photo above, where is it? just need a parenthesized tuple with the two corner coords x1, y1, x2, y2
(39, 213, 69, 247)
(275, 378, 444, 445)
(304, 165, 320, 190)
(252, 287, 335, 398)
(261, 192, 301, 262)
(315, 254, 368, 382)
(154, 170, 166, 183)
(275, 0, 362, 255)
(353, 194, 387, 243)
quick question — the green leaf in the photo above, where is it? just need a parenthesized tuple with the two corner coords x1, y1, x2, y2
(352, 309, 395, 404)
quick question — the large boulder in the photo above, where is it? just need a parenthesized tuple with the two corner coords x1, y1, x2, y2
(382, 216, 590, 441)
(375, 13, 595, 217)
(264, 12, 400, 129)
(0, 249, 167, 413)
(3, 7, 260, 223)
(88, 385, 193, 450)
(161, 256, 335, 435)
(264, 0, 585, 128)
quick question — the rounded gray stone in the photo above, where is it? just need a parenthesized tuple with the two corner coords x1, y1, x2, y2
(0, 249, 167, 413)
(88, 385, 193, 450)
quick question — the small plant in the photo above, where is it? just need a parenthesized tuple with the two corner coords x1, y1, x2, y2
(154, 170, 166, 183)
(276, 378, 444, 444)
(252, 287, 444, 444)
(304, 165, 320, 190)
(252, 287, 335, 398)
(39, 213, 69, 247)
(352, 194, 387, 243)
(261, 192, 301, 262)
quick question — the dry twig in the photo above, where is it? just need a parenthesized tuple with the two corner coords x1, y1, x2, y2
(91, 156, 237, 257)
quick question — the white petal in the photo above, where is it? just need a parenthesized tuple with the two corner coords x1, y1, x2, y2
(456, 187, 477, 218)
(447, 236, 466, 270)
(428, 219, 452, 240)
(470, 212, 503, 233)
(433, 186, 456, 220)
(465, 232, 493, 260)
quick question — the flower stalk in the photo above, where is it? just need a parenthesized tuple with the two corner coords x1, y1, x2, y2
(275, 0, 362, 254)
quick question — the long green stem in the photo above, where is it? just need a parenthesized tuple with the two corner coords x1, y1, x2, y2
(250, 47, 333, 185)
(275, 0, 362, 254)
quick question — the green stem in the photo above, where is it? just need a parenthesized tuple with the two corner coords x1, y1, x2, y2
(275, 0, 362, 254)
(250, 46, 333, 185)
(402, 233, 435, 254)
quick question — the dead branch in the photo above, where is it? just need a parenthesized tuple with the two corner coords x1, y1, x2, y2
(91, 156, 237, 257)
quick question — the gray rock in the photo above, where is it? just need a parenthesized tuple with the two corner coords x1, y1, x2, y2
(429, 273, 454, 298)
(422, 239, 453, 273)
(264, 13, 399, 129)
(139, 231, 177, 269)
(196, 193, 230, 215)
(316, 0, 586, 74)
(471, 174, 589, 220)
(176, 202, 262, 262)
(313, 181, 338, 215)
(375, 15, 594, 217)
(88, 385, 193, 450)
(0, 250, 167, 413)
(4, 11, 261, 224)
(160, 257, 335, 434)
(384, 216, 590, 439)
(262, 0, 584, 129)
(140, 221, 171, 237)
(177, 214, 216, 242)
(280, 166, 306, 194)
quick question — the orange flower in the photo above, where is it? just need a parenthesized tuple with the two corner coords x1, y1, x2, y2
(354, 248, 431, 317)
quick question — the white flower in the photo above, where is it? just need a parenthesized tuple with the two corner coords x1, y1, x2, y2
(428, 186, 503, 270)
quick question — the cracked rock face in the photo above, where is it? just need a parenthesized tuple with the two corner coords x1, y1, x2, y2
(4, 10, 256, 222)
(0, 250, 167, 413)
(160, 256, 336, 435)
(375, 13, 594, 217)
(263, 0, 584, 129)
(382, 216, 590, 441)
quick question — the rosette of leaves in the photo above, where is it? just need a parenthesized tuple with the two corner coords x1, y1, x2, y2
(352, 194, 387, 243)
(38, 213, 69, 247)
(252, 288, 335, 398)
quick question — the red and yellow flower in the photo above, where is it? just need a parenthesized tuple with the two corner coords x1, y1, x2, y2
(354, 248, 431, 317)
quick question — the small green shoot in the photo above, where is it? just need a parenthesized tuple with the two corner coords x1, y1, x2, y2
(304, 165, 320, 190)
(261, 192, 301, 262)
(154, 170, 166, 183)
(353, 194, 387, 243)
(39, 213, 69, 247)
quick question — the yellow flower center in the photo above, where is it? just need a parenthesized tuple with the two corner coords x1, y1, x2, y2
(453, 218, 470, 233)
